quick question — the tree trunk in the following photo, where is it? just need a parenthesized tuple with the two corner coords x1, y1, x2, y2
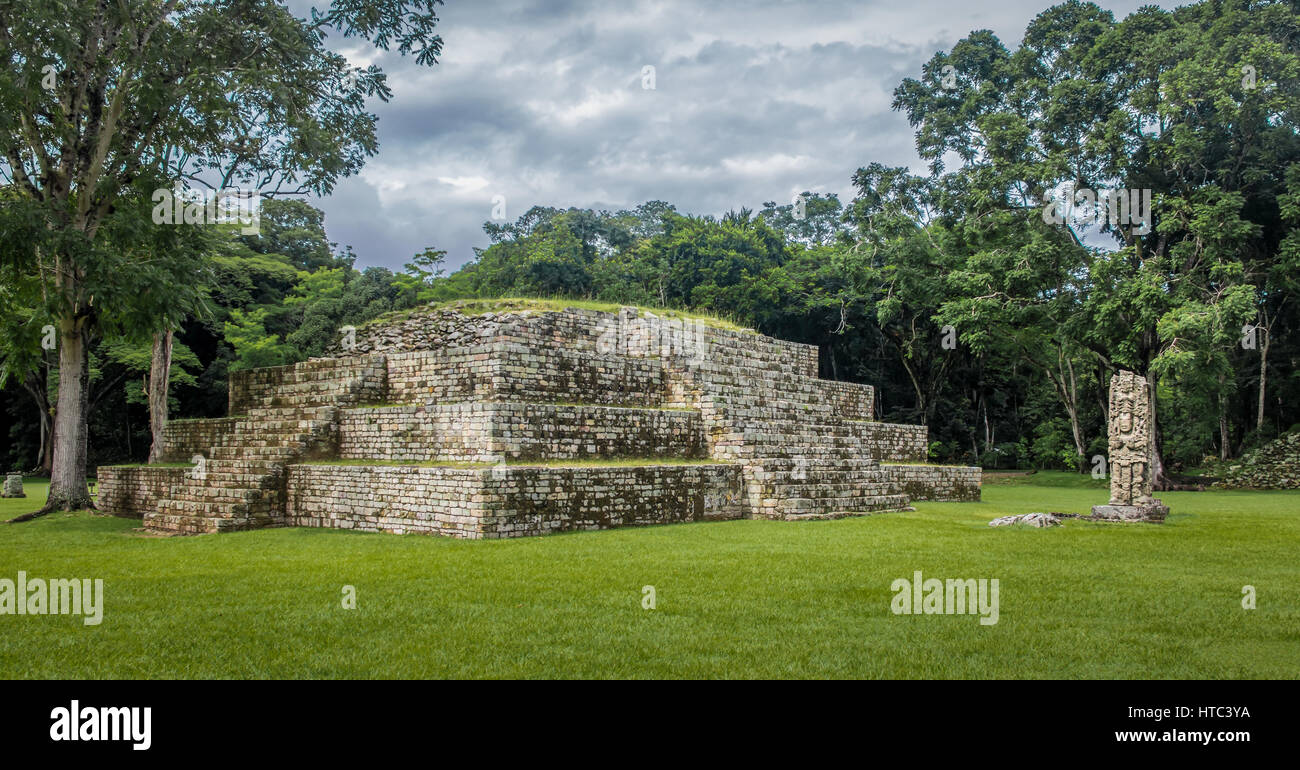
(20, 370, 55, 474)
(1146, 369, 1173, 491)
(1256, 324, 1269, 433)
(1218, 374, 1230, 461)
(43, 319, 94, 512)
(900, 356, 926, 425)
(1038, 345, 1087, 470)
(1063, 355, 1086, 471)
(147, 329, 174, 463)
(38, 406, 53, 473)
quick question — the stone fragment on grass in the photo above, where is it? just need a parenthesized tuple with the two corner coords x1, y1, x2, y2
(988, 512, 1060, 528)
(1, 473, 24, 498)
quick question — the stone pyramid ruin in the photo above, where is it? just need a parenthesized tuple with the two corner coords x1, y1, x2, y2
(98, 303, 980, 537)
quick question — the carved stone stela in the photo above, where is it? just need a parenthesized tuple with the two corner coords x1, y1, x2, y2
(1092, 370, 1168, 522)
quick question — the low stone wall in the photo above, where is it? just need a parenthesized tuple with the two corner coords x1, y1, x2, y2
(882, 464, 981, 502)
(847, 422, 928, 462)
(326, 306, 511, 356)
(385, 347, 495, 404)
(229, 355, 386, 413)
(339, 403, 704, 463)
(158, 418, 238, 462)
(488, 403, 704, 461)
(494, 342, 664, 405)
(385, 343, 663, 407)
(97, 465, 190, 518)
(481, 464, 744, 537)
(285, 462, 744, 538)
(608, 307, 818, 377)
(287, 465, 490, 537)
(339, 404, 493, 462)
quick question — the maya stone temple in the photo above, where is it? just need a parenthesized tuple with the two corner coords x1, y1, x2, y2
(97, 304, 981, 537)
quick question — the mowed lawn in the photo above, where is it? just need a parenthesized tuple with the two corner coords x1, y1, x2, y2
(1, 473, 1296, 679)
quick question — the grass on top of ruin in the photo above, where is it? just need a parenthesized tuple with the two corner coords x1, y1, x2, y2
(1, 473, 1296, 679)
(359, 296, 758, 334)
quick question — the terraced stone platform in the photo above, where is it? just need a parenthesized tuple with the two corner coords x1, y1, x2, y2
(97, 304, 980, 537)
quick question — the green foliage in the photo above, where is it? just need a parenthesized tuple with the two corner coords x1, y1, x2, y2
(224, 308, 292, 371)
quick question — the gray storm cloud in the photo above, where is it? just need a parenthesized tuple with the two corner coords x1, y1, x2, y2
(293, 0, 1164, 272)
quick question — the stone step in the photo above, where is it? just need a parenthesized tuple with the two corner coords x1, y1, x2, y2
(147, 360, 381, 535)
(744, 456, 879, 470)
(196, 458, 285, 473)
(154, 497, 263, 516)
(778, 495, 913, 521)
(245, 405, 340, 418)
(166, 486, 267, 503)
(233, 417, 332, 430)
(223, 439, 325, 451)
(187, 475, 281, 489)
(210, 446, 299, 461)
(772, 484, 897, 506)
(143, 512, 278, 534)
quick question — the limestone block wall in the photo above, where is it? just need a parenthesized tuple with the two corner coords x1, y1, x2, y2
(607, 308, 818, 377)
(158, 418, 238, 463)
(339, 404, 493, 462)
(882, 464, 981, 502)
(331, 305, 819, 380)
(664, 359, 846, 419)
(384, 343, 664, 406)
(286, 462, 744, 538)
(816, 380, 875, 421)
(480, 464, 745, 537)
(492, 342, 664, 405)
(96, 466, 190, 518)
(340, 403, 704, 462)
(326, 306, 513, 356)
(488, 403, 704, 461)
(846, 422, 928, 462)
(384, 348, 498, 404)
(286, 465, 489, 537)
(229, 355, 386, 413)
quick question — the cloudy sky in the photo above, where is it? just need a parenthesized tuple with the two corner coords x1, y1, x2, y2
(296, 0, 1165, 273)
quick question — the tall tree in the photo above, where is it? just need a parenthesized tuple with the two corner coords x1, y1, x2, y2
(0, 0, 445, 511)
(891, 0, 1300, 484)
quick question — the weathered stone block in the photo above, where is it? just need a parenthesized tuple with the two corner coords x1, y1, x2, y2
(2, 473, 24, 498)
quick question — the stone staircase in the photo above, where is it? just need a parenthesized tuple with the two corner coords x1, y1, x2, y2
(663, 353, 915, 520)
(143, 356, 386, 534)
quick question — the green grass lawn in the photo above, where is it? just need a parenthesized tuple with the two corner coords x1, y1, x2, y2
(1, 473, 1296, 679)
